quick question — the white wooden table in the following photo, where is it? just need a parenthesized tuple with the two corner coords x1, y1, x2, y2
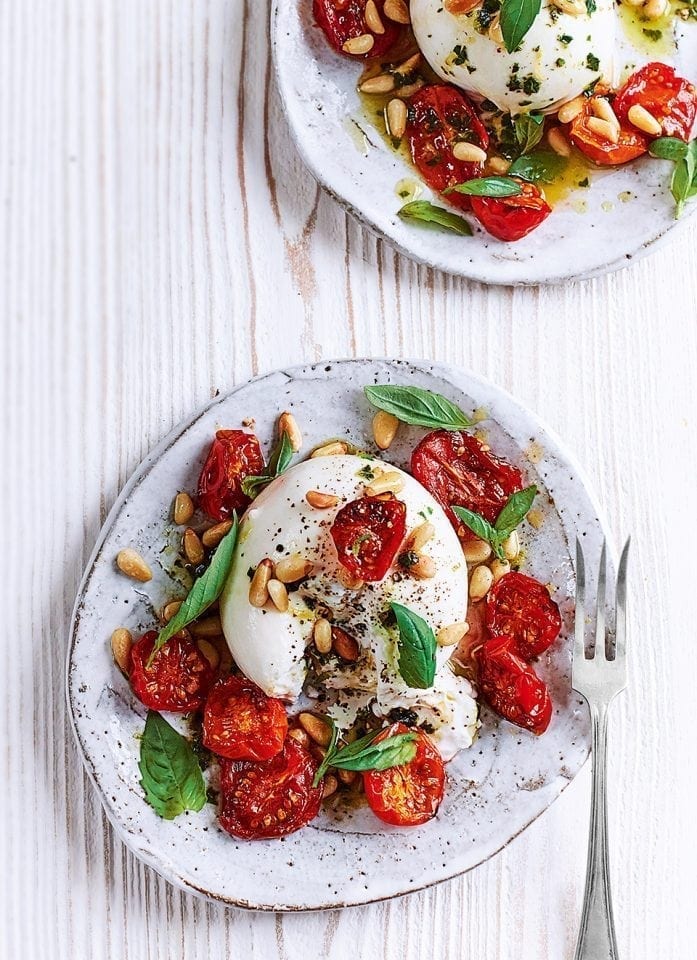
(4, 2, 696, 958)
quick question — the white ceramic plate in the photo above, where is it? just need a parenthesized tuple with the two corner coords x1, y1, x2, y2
(272, 2, 696, 284)
(67, 359, 611, 910)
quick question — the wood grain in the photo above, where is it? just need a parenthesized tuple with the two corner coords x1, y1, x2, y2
(3, 1, 696, 958)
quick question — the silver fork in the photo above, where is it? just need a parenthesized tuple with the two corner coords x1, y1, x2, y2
(572, 537, 630, 960)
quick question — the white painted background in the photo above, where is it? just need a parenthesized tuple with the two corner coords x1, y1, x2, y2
(3, 1, 697, 958)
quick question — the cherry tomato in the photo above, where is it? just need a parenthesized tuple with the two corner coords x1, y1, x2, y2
(614, 62, 697, 142)
(567, 98, 649, 166)
(330, 493, 407, 581)
(203, 675, 288, 761)
(411, 430, 523, 541)
(363, 723, 445, 826)
(486, 572, 562, 660)
(470, 180, 552, 242)
(476, 636, 552, 734)
(197, 430, 265, 522)
(406, 85, 489, 211)
(218, 739, 323, 840)
(129, 631, 215, 713)
(313, 0, 405, 60)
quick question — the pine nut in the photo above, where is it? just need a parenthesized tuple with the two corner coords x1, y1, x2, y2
(196, 638, 220, 670)
(489, 156, 510, 175)
(394, 53, 421, 76)
(275, 554, 314, 583)
(111, 628, 133, 673)
(332, 626, 360, 662)
(342, 33, 375, 54)
(587, 117, 619, 143)
(591, 98, 619, 129)
(360, 73, 395, 94)
(453, 142, 487, 163)
(490, 558, 511, 583)
(503, 530, 520, 561)
(322, 775, 339, 799)
(173, 492, 195, 525)
(337, 769, 357, 785)
(551, 0, 585, 13)
(469, 564, 494, 600)
(288, 727, 311, 748)
(278, 411, 302, 452)
(299, 712, 333, 746)
(410, 522, 435, 553)
(547, 127, 571, 157)
(268, 579, 290, 612)
(644, 0, 667, 17)
(116, 548, 152, 582)
(305, 489, 340, 509)
(313, 617, 333, 654)
(249, 558, 273, 607)
(488, 13, 504, 44)
(337, 566, 364, 590)
(396, 80, 424, 97)
(385, 98, 408, 139)
(162, 600, 183, 623)
(366, 470, 404, 496)
(627, 103, 662, 136)
(190, 615, 223, 638)
(437, 621, 469, 647)
(183, 528, 205, 565)
(311, 440, 348, 458)
(410, 554, 436, 579)
(557, 95, 585, 124)
(201, 520, 233, 549)
(384, 0, 410, 23)
(364, 0, 385, 33)
(372, 410, 399, 449)
(463, 538, 492, 563)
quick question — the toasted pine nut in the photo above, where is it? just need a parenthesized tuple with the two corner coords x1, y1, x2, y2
(644, 0, 667, 17)
(299, 712, 333, 746)
(490, 559, 511, 583)
(201, 520, 233, 549)
(183, 528, 205, 565)
(337, 566, 364, 590)
(342, 33, 375, 54)
(469, 564, 494, 600)
(314, 617, 333, 654)
(463, 538, 492, 563)
(196, 638, 220, 670)
(311, 440, 349, 458)
(627, 103, 662, 136)
(502, 530, 520, 561)
(305, 489, 340, 509)
(249, 558, 273, 607)
(162, 600, 183, 623)
(437, 621, 469, 647)
(557, 95, 585, 124)
(410, 554, 436, 579)
(364, 0, 385, 33)
(453, 141, 487, 164)
(322, 774, 339, 799)
(396, 80, 425, 97)
(366, 470, 404, 496)
(372, 410, 399, 449)
(111, 628, 133, 673)
(489, 156, 511, 175)
(591, 98, 619, 128)
(338, 769, 357, 785)
(190, 615, 223, 638)
(332, 626, 360, 661)
(275, 554, 314, 583)
(288, 727, 311, 748)
(268, 579, 290, 612)
(385, 98, 408, 139)
(384, 0, 410, 23)
(488, 13, 504, 44)
(394, 53, 421, 76)
(116, 548, 152, 582)
(360, 73, 395, 94)
(547, 127, 571, 157)
(173, 492, 195, 525)
(551, 0, 585, 13)
(410, 522, 435, 553)
(587, 117, 619, 143)
(277, 411, 302, 452)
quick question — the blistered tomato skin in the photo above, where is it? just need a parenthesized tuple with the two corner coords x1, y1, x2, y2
(313, 0, 405, 59)
(614, 63, 697, 142)
(486, 572, 562, 660)
(197, 430, 265, 522)
(330, 493, 407, 581)
(203, 675, 288, 761)
(129, 631, 216, 713)
(567, 98, 649, 167)
(470, 182, 552, 242)
(476, 636, 553, 735)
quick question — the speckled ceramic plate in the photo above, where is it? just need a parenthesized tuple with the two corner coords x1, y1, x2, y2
(67, 359, 611, 910)
(272, 2, 696, 284)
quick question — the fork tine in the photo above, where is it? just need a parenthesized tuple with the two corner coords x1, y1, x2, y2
(574, 539, 586, 664)
(614, 537, 630, 661)
(594, 540, 607, 660)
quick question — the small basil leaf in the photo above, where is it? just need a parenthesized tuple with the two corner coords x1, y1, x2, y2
(649, 137, 689, 162)
(139, 711, 206, 820)
(514, 113, 545, 154)
(391, 602, 437, 689)
(330, 733, 417, 772)
(671, 145, 697, 219)
(500, 0, 542, 53)
(398, 200, 473, 236)
(494, 484, 537, 538)
(508, 149, 566, 184)
(240, 431, 294, 497)
(452, 506, 504, 560)
(445, 176, 522, 198)
(364, 384, 473, 430)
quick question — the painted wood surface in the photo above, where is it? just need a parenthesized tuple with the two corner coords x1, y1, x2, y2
(3, 1, 696, 958)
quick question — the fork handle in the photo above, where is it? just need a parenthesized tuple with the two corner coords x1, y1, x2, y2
(574, 701, 619, 960)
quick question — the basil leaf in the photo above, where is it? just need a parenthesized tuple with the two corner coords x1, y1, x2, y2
(391, 601, 437, 689)
(150, 517, 238, 660)
(452, 506, 504, 560)
(445, 176, 522, 198)
(139, 711, 206, 820)
(671, 143, 697, 218)
(398, 200, 473, 236)
(494, 484, 537, 538)
(364, 384, 473, 430)
(312, 716, 340, 787)
(514, 113, 544, 154)
(649, 137, 688, 162)
(241, 431, 294, 497)
(312, 722, 417, 786)
(500, 0, 542, 53)
(508, 149, 566, 184)
(585, 0, 597, 12)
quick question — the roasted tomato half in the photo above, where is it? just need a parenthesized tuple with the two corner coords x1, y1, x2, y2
(197, 429, 265, 522)
(486, 572, 562, 660)
(218, 739, 323, 840)
(313, 0, 406, 60)
(129, 630, 216, 713)
(411, 430, 523, 541)
(614, 62, 697, 142)
(470, 180, 552, 242)
(567, 97, 649, 166)
(203, 675, 288, 761)
(476, 636, 552, 735)
(406, 85, 489, 211)
(330, 493, 407, 581)
(363, 723, 446, 826)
